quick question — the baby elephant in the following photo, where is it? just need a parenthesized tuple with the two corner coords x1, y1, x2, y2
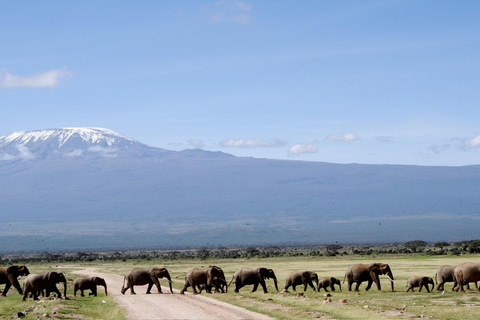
(74, 276, 107, 297)
(406, 276, 434, 292)
(317, 277, 342, 292)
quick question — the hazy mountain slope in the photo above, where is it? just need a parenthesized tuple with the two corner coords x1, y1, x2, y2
(1, 128, 479, 252)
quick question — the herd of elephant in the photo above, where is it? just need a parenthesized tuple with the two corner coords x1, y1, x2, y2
(2, 262, 480, 301)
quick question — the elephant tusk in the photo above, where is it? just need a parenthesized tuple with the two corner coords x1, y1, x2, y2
(387, 275, 395, 283)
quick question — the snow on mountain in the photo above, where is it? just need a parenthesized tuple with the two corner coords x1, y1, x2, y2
(0, 127, 163, 160)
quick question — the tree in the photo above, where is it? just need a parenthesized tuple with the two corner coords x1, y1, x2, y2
(403, 240, 428, 253)
(434, 242, 450, 251)
(468, 240, 480, 253)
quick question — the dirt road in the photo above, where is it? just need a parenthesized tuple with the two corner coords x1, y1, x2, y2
(73, 268, 272, 320)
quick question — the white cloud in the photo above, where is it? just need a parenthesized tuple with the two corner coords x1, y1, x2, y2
(211, 0, 252, 24)
(0, 68, 72, 89)
(0, 144, 36, 161)
(287, 142, 318, 156)
(325, 133, 361, 142)
(220, 138, 286, 148)
(88, 146, 117, 157)
(64, 149, 84, 157)
(463, 133, 480, 149)
(188, 139, 205, 148)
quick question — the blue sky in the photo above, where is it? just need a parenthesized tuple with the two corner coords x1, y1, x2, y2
(1, 0, 480, 166)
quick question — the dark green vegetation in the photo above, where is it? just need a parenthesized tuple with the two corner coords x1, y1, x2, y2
(2, 240, 479, 264)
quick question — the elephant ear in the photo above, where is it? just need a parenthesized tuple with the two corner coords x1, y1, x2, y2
(7, 266, 19, 276)
(368, 264, 381, 273)
(46, 272, 55, 282)
(92, 276, 99, 284)
(258, 268, 268, 278)
(302, 271, 311, 278)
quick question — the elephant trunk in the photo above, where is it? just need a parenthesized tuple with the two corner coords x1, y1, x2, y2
(338, 282, 342, 292)
(387, 273, 395, 291)
(63, 281, 67, 299)
(273, 277, 279, 292)
(103, 283, 108, 296)
(166, 275, 173, 294)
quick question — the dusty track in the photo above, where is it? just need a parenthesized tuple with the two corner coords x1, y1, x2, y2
(73, 268, 272, 319)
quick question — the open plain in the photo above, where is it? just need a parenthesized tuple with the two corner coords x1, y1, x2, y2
(2, 254, 480, 319)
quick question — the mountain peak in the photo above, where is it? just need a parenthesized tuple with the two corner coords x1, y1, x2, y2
(0, 127, 152, 160)
(1, 127, 132, 147)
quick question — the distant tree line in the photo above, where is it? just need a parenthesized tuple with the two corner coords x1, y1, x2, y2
(1, 240, 480, 263)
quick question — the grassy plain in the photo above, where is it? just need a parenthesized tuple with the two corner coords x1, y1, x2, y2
(2, 254, 480, 319)
(0, 263, 124, 320)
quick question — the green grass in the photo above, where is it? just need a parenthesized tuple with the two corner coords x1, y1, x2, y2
(0, 263, 125, 320)
(3, 254, 480, 319)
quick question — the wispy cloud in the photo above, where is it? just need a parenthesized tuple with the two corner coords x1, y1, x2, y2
(211, 0, 252, 25)
(188, 139, 205, 148)
(220, 138, 286, 148)
(0, 68, 72, 89)
(428, 144, 450, 154)
(287, 141, 318, 156)
(463, 133, 480, 149)
(0, 144, 36, 161)
(88, 146, 117, 157)
(325, 133, 361, 142)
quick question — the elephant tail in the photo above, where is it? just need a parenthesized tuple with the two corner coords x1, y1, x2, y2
(343, 273, 346, 284)
(228, 276, 235, 287)
(435, 272, 438, 285)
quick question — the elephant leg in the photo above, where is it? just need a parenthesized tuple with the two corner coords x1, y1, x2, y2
(292, 284, 297, 292)
(354, 281, 361, 292)
(152, 278, 162, 293)
(2, 282, 11, 296)
(251, 282, 259, 293)
(235, 282, 242, 293)
(365, 280, 373, 291)
(303, 282, 308, 292)
(81, 289, 85, 297)
(146, 282, 153, 294)
(192, 284, 200, 294)
(260, 280, 268, 294)
(324, 286, 329, 292)
(130, 284, 137, 295)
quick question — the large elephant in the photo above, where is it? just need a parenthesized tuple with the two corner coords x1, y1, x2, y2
(74, 276, 107, 297)
(22, 272, 67, 301)
(0, 265, 30, 296)
(284, 271, 318, 292)
(344, 263, 394, 292)
(180, 266, 225, 294)
(406, 276, 434, 292)
(229, 267, 279, 293)
(317, 277, 342, 292)
(435, 265, 456, 291)
(121, 267, 173, 295)
(453, 262, 480, 292)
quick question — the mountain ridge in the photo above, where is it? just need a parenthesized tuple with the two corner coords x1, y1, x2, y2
(1, 128, 479, 252)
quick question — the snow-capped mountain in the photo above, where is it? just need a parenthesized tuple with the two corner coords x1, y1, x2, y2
(0, 127, 167, 160)
(1, 127, 480, 252)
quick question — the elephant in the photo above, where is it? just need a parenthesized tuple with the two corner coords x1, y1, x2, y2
(406, 276, 434, 292)
(317, 277, 342, 292)
(344, 263, 394, 292)
(435, 265, 456, 291)
(180, 266, 226, 294)
(121, 267, 173, 295)
(229, 267, 279, 293)
(436, 265, 477, 291)
(453, 262, 480, 292)
(0, 265, 30, 296)
(74, 276, 107, 297)
(284, 271, 319, 292)
(22, 271, 67, 301)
